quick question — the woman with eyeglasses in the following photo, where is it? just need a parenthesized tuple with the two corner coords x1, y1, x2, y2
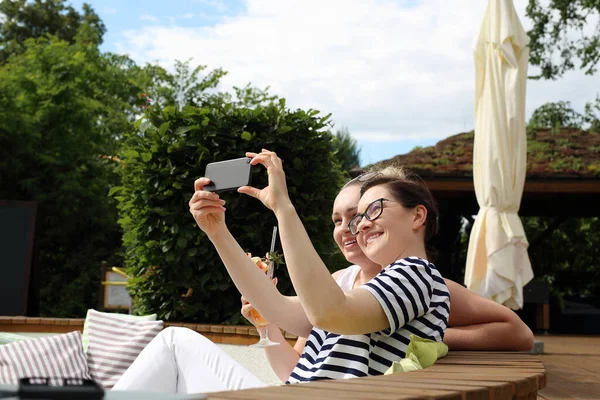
(113, 150, 532, 395)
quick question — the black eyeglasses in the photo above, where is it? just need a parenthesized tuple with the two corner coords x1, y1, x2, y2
(348, 198, 393, 235)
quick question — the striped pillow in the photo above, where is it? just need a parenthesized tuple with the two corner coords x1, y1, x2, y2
(82, 309, 157, 353)
(85, 309, 163, 389)
(0, 331, 91, 385)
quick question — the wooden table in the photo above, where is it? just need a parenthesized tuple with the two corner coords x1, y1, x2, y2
(207, 351, 546, 400)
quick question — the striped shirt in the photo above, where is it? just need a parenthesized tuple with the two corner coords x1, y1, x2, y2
(288, 257, 450, 383)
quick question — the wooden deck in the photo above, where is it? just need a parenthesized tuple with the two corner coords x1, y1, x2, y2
(207, 351, 545, 399)
(535, 335, 600, 400)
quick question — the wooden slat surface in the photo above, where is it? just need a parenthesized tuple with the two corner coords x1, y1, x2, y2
(208, 352, 546, 400)
(1, 317, 563, 399)
(535, 335, 600, 400)
(209, 384, 426, 399)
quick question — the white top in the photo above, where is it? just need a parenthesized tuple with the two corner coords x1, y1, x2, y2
(287, 257, 450, 383)
(334, 264, 361, 291)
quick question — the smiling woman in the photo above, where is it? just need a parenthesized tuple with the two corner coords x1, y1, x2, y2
(354, 175, 439, 266)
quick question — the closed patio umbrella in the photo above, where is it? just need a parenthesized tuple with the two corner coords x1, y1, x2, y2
(464, 0, 533, 309)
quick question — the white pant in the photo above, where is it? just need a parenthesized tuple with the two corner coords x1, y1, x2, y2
(112, 327, 268, 394)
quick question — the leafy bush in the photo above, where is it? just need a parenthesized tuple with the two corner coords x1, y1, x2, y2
(114, 100, 347, 323)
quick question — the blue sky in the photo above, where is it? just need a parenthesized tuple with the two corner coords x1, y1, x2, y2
(67, 0, 598, 167)
(69, 0, 247, 52)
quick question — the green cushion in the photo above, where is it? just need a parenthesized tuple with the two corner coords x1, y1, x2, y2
(0, 332, 32, 345)
(81, 309, 157, 353)
(405, 334, 448, 368)
(385, 334, 448, 374)
(385, 352, 423, 373)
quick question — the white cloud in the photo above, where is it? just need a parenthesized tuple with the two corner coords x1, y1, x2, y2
(140, 14, 159, 22)
(166, 13, 197, 24)
(116, 0, 598, 151)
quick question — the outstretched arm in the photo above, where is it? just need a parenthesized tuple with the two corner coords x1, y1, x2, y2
(189, 177, 312, 337)
(444, 279, 534, 351)
(238, 150, 401, 335)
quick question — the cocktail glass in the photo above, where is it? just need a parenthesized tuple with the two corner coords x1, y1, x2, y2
(248, 255, 280, 348)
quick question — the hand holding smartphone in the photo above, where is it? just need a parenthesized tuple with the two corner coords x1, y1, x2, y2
(203, 157, 253, 192)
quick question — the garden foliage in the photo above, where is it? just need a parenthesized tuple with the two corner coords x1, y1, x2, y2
(114, 100, 347, 323)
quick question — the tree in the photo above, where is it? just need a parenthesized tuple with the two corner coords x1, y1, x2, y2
(0, 0, 105, 64)
(583, 95, 600, 133)
(453, 216, 600, 311)
(528, 101, 585, 132)
(140, 60, 227, 109)
(526, 0, 600, 80)
(0, 29, 149, 317)
(528, 100, 600, 133)
(524, 216, 600, 308)
(332, 126, 361, 174)
(139, 60, 278, 111)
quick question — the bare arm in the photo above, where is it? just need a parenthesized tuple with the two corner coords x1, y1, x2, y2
(189, 178, 312, 337)
(263, 329, 306, 382)
(242, 270, 344, 382)
(209, 228, 313, 337)
(444, 279, 534, 351)
(236, 151, 391, 335)
(274, 206, 389, 334)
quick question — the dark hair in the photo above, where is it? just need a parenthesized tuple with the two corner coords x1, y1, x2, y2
(360, 175, 439, 261)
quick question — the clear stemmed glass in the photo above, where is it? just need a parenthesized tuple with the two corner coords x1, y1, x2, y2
(248, 255, 280, 348)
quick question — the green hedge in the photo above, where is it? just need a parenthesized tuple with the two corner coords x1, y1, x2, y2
(114, 100, 347, 323)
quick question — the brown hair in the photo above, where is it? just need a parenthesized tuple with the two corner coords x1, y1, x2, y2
(360, 174, 439, 261)
(341, 165, 408, 190)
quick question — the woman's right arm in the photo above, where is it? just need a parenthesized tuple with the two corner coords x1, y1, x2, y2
(242, 270, 345, 382)
(263, 329, 306, 382)
(241, 297, 306, 382)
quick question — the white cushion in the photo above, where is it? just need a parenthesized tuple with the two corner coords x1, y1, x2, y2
(85, 309, 163, 389)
